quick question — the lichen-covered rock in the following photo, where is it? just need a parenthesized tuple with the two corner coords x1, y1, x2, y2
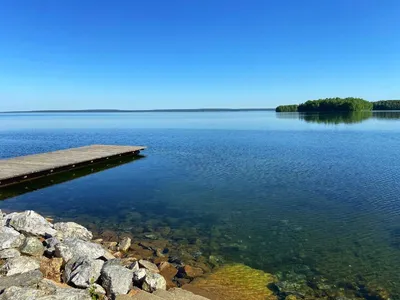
(54, 238, 109, 263)
(101, 259, 134, 298)
(0, 256, 40, 276)
(39, 257, 63, 282)
(0, 269, 43, 292)
(0, 226, 25, 250)
(20, 236, 45, 256)
(53, 222, 93, 241)
(0, 248, 21, 259)
(139, 259, 159, 273)
(6, 210, 56, 237)
(118, 237, 131, 252)
(63, 256, 104, 288)
(142, 272, 167, 293)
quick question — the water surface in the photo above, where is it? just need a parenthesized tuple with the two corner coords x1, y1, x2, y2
(1, 111, 400, 298)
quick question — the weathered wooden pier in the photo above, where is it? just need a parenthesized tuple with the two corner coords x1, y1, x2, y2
(0, 145, 145, 187)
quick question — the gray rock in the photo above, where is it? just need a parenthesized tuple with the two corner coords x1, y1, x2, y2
(0, 286, 48, 300)
(118, 237, 131, 252)
(37, 279, 92, 300)
(0, 209, 3, 226)
(6, 210, 56, 237)
(0, 269, 43, 292)
(44, 237, 60, 256)
(133, 268, 147, 285)
(63, 256, 104, 288)
(54, 238, 109, 263)
(0, 248, 21, 259)
(0, 226, 25, 250)
(128, 261, 140, 271)
(20, 237, 45, 256)
(101, 259, 134, 298)
(142, 272, 167, 293)
(0, 256, 40, 276)
(53, 222, 93, 241)
(41, 287, 92, 300)
(91, 283, 106, 296)
(139, 259, 159, 273)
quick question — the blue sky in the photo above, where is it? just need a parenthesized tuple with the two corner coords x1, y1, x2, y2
(0, 0, 399, 111)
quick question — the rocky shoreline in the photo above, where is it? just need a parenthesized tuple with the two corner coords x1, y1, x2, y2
(0, 210, 211, 300)
(0, 210, 393, 300)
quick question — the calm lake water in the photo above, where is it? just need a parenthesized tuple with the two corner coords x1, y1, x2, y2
(1, 111, 400, 298)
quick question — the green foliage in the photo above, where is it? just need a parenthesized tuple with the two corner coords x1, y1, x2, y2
(276, 105, 298, 112)
(297, 97, 373, 112)
(89, 277, 100, 300)
(372, 100, 400, 110)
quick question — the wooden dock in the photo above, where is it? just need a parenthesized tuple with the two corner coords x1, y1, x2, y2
(0, 145, 145, 187)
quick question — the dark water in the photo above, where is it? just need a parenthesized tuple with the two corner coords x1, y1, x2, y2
(1, 111, 400, 297)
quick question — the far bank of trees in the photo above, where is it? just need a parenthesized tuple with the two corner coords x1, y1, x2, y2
(276, 97, 373, 112)
(276, 105, 298, 112)
(372, 100, 400, 110)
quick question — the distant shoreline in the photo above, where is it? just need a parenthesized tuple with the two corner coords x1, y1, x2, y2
(0, 108, 275, 113)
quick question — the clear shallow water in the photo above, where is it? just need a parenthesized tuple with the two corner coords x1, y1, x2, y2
(1, 111, 400, 297)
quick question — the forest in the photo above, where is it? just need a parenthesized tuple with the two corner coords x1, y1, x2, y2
(372, 100, 400, 110)
(276, 97, 373, 112)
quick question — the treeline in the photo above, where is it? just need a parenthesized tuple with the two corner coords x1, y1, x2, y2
(276, 105, 298, 112)
(276, 97, 373, 112)
(372, 100, 400, 110)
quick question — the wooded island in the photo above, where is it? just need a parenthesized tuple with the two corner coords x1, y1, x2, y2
(276, 99, 400, 112)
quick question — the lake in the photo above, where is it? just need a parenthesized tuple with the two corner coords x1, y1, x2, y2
(1, 111, 400, 298)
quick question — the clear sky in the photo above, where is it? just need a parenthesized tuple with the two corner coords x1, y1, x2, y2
(0, 0, 399, 111)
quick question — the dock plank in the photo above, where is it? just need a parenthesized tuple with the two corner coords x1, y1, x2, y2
(0, 145, 145, 187)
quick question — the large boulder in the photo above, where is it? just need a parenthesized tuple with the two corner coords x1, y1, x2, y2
(63, 256, 104, 288)
(20, 236, 45, 256)
(0, 248, 21, 259)
(53, 222, 93, 241)
(0, 256, 40, 276)
(100, 260, 134, 298)
(54, 238, 110, 263)
(0, 226, 25, 250)
(0, 269, 43, 292)
(142, 272, 167, 293)
(6, 210, 56, 237)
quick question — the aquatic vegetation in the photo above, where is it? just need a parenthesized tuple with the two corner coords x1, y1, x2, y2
(188, 264, 277, 300)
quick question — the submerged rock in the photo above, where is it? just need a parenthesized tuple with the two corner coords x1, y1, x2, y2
(64, 256, 104, 288)
(54, 238, 109, 263)
(0, 227, 25, 250)
(186, 264, 277, 300)
(0, 269, 43, 292)
(6, 210, 56, 237)
(101, 259, 134, 298)
(20, 236, 45, 256)
(54, 222, 93, 241)
(0, 256, 40, 276)
(0, 248, 21, 259)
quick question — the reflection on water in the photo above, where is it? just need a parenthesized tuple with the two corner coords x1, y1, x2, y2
(276, 111, 400, 124)
(0, 155, 145, 201)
